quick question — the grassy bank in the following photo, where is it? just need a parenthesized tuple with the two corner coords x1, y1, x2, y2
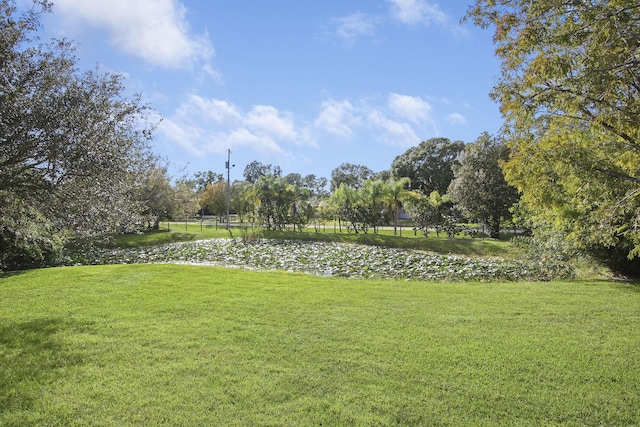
(1, 264, 638, 425)
(109, 224, 517, 259)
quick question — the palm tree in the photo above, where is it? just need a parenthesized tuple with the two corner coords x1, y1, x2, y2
(329, 183, 360, 233)
(384, 177, 411, 236)
(361, 179, 387, 233)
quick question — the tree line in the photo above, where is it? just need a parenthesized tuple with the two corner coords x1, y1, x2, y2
(191, 133, 519, 240)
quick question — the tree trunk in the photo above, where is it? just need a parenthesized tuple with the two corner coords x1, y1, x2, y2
(489, 217, 500, 239)
(393, 203, 398, 236)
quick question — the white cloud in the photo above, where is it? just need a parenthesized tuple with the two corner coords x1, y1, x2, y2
(314, 94, 442, 147)
(177, 95, 242, 125)
(223, 129, 291, 158)
(314, 99, 360, 138)
(387, 0, 447, 26)
(447, 112, 467, 125)
(245, 106, 299, 142)
(52, 0, 214, 70)
(159, 95, 314, 160)
(388, 93, 433, 123)
(158, 119, 205, 157)
(368, 110, 420, 147)
(331, 13, 379, 46)
(160, 92, 452, 160)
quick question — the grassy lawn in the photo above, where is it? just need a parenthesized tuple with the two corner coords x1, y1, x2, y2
(1, 264, 639, 425)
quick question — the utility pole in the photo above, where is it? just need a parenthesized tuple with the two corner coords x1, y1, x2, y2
(225, 149, 233, 229)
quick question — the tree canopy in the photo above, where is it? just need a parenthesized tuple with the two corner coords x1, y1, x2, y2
(330, 163, 373, 192)
(448, 133, 520, 238)
(390, 137, 464, 196)
(0, 0, 156, 269)
(243, 161, 282, 184)
(466, 0, 640, 275)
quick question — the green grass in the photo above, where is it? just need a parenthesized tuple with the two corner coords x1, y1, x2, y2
(1, 264, 639, 425)
(113, 227, 233, 247)
(262, 229, 516, 258)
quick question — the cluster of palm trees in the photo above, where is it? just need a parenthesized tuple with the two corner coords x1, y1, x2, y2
(227, 175, 453, 236)
(327, 178, 411, 235)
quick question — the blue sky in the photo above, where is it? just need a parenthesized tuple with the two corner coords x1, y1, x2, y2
(38, 0, 501, 181)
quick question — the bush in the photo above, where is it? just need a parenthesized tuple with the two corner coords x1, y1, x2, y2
(0, 225, 63, 271)
(0, 199, 65, 271)
(511, 233, 576, 280)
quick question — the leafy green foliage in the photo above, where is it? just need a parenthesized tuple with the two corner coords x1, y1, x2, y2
(0, 0, 156, 269)
(199, 180, 227, 218)
(192, 170, 224, 191)
(243, 160, 281, 183)
(391, 137, 464, 196)
(138, 166, 200, 229)
(330, 162, 373, 192)
(230, 180, 254, 223)
(329, 183, 370, 233)
(448, 132, 520, 238)
(251, 175, 312, 231)
(385, 177, 412, 235)
(328, 178, 414, 235)
(466, 1, 640, 276)
(0, 199, 63, 270)
(404, 191, 461, 239)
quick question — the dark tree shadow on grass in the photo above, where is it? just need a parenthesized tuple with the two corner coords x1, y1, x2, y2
(0, 318, 88, 417)
(0, 270, 28, 278)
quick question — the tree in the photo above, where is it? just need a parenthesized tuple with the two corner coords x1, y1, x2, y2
(199, 181, 227, 218)
(243, 161, 281, 184)
(172, 178, 200, 222)
(252, 174, 297, 230)
(466, 1, 640, 275)
(329, 184, 364, 233)
(391, 137, 464, 196)
(0, 1, 156, 269)
(283, 173, 303, 187)
(302, 174, 329, 198)
(360, 180, 387, 233)
(138, 168, 200, 229)
(404, 191, 459, 238)
(138, 166, 176, 230)
(448, 133, 520, 238)
(372, 169, 392, 182)
(230, 180, 253, 223)
(384, 177, 412, 236)
(290, 185, 313, 232)
(193, 170, 224, 191)
(330, 163, 373, 192)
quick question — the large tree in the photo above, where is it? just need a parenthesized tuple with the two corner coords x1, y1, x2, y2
(448, 133, 520, 238)
(243, 161, 281, 184)
(390, 137, 464, 196)
(138, 166, 176, 230)
(466, 1, 640, 275)
(193, 170, 224, 191)
(330, 163, 373, 192)
(199, 181, 227, 218)
(302, 174, 329, 198)
(0, 0, 156, 269)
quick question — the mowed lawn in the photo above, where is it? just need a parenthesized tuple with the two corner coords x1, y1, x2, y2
(1, 264, 639, 426)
